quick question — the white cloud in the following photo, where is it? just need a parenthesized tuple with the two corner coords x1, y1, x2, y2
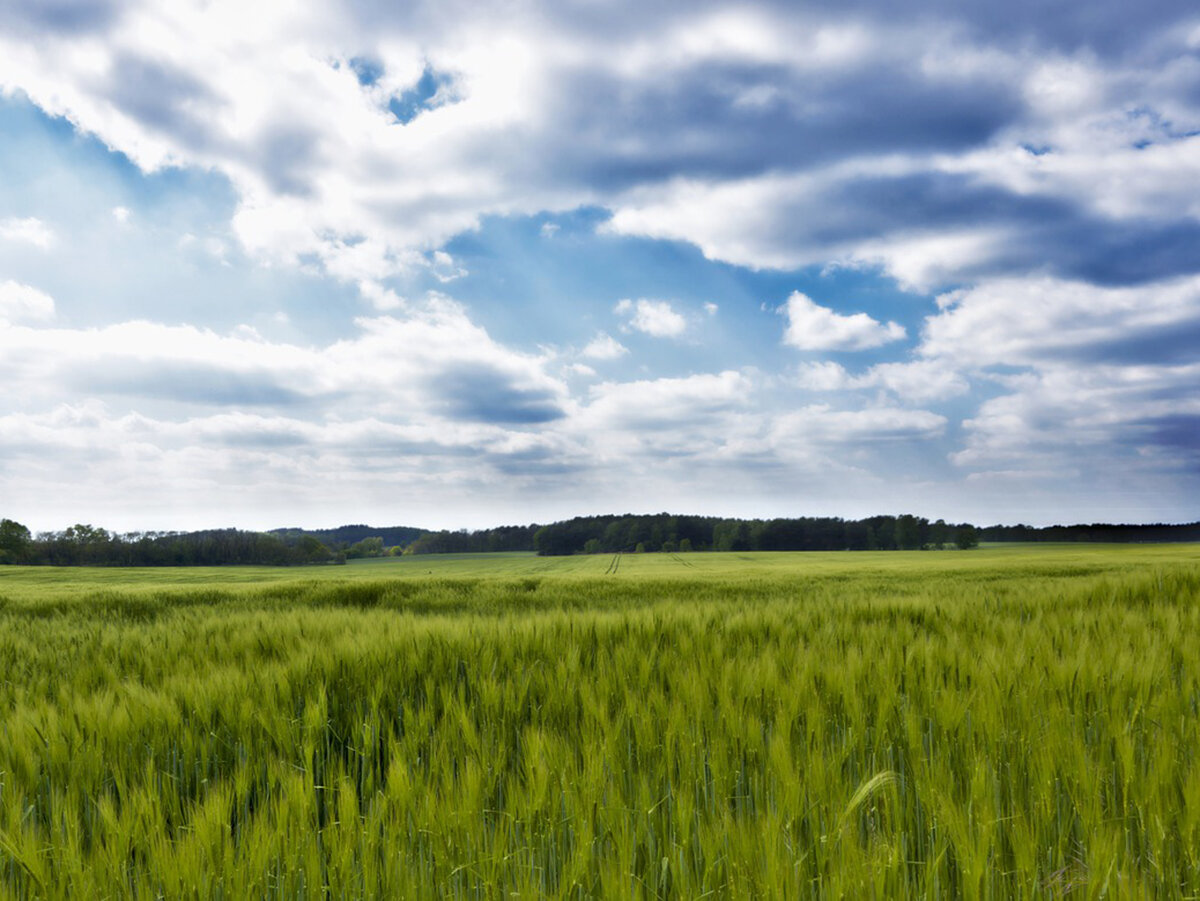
(431, 250, 468, 283)
(780, 291, 905, 351)
(615, 298, 688, 337)
(914, 275, 1200, 483)
(569, 370, 758, 462)
(0, 217, 54, 248)
(772, 405, 947, 444)
(602, 165, 1015, 291)
(923, 275, 1200, 366)
(581, 332, 628, 360)
(793, 360, 854, 391)
(953, 362, 1200, 471)
(865, 360, 970, 403)
(605, 172, 823, 270)
(0, 281, 55, 324)
(357, 279, 406, 311)
(0, 294, 566, 424)
(1, 3, 1198, 527)
(794, 358, 969, 403)
(846, 229, 1009, 294)
(580, 370, 751, 429)
(1, 2, 1195, 300)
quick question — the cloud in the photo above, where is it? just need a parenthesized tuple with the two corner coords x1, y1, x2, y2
(581, 332, 628, 360)
(615, 298, 688, 337)
(580, 370, 751, 429)
(0, 280, 55, 323)
(795, 358, 969, 403)
(2, 1, 1199, 527)
(923, 275, 1200, 366)
(0, 216, 54, 248)
(916, 275, 1200, 480)
(953, 363, 1200, 477)
(1, 0, 1197, 302)
(780, 291, 905, 351)
(0, 295, 567, 424)
(357, 279, 405, 311)
(771, 405, 947, 444)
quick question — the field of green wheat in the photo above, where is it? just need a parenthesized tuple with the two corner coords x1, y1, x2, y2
(1, 544, 1199, 898)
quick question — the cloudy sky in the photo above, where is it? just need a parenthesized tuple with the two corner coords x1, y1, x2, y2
(1, 0, 1198, 532)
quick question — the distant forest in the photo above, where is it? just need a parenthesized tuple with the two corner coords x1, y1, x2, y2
(2, 513, 1198, 566)
(525, 514, 1200, 556)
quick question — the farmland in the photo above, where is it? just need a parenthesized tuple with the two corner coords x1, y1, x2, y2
(1, 545, 1199, 897)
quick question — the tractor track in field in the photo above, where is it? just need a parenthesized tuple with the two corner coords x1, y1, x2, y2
(604, 553, 622, 575)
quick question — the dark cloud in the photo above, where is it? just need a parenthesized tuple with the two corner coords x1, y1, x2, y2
(209, 428, 312, 449)
(1062, 318, 1200, 366)
(529, 0, 1193, 56)
(106, 53, 220, 145)
(67, 363, 306, 407)
(432, 365, 566, 424)
(0, 0, 122, 35)
(1034, 221, 1200, 287)
(541, 59, 1022, 191)
(762, 0, 1190, 56)
(256, 125, 324, 197)
(1144, 414, 1200, 459)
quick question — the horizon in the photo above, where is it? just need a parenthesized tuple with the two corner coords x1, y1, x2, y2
(2, 1, 1198, 532)
(17, 509, 1200, 539)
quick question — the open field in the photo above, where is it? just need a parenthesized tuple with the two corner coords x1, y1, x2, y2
(1, 545, 1199, 897)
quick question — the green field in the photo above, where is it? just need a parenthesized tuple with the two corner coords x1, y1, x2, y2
(1, 545, 1199, 898)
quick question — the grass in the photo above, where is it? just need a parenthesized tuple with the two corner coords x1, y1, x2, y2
(0, 544, 1198, 897)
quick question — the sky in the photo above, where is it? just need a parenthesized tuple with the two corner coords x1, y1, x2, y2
(1, 0, 1198, 533)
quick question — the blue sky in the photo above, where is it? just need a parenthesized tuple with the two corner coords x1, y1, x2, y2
(1, 0, 1198, 531)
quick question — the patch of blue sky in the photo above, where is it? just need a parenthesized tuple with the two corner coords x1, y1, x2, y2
(347, 55, 384, 87)
(442, 208, 933, 377)
(387, 66, 455, 124)
(0, 94, 361, 339)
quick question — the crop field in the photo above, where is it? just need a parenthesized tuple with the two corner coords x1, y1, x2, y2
(1, 545, 1200, 898)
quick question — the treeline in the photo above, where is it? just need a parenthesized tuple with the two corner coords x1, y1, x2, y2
(269, 524, 426, 550)
(531, 514, 1200, 556)
(0, 522, 345, 567)
(403, 525, 540, 555)
(531, 513, 980, 555)
(3, 514, 1198, 566)
(0, 519, 541, 566)
(980, 522, 1200, 543)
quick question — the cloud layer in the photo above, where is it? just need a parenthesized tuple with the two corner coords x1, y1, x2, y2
(1, 0, 1198, 528)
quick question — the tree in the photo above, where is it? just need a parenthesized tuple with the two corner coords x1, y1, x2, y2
(929, 519, 950, 550)
(955, 525, 979, 550)
(895, 515, 924, 550)
(0, 519, 31, 563)
(297, 535, 334, 563)
(347, 536, 385, 558)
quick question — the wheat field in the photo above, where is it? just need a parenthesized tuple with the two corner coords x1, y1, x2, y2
(1, 545, 1198, 898)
